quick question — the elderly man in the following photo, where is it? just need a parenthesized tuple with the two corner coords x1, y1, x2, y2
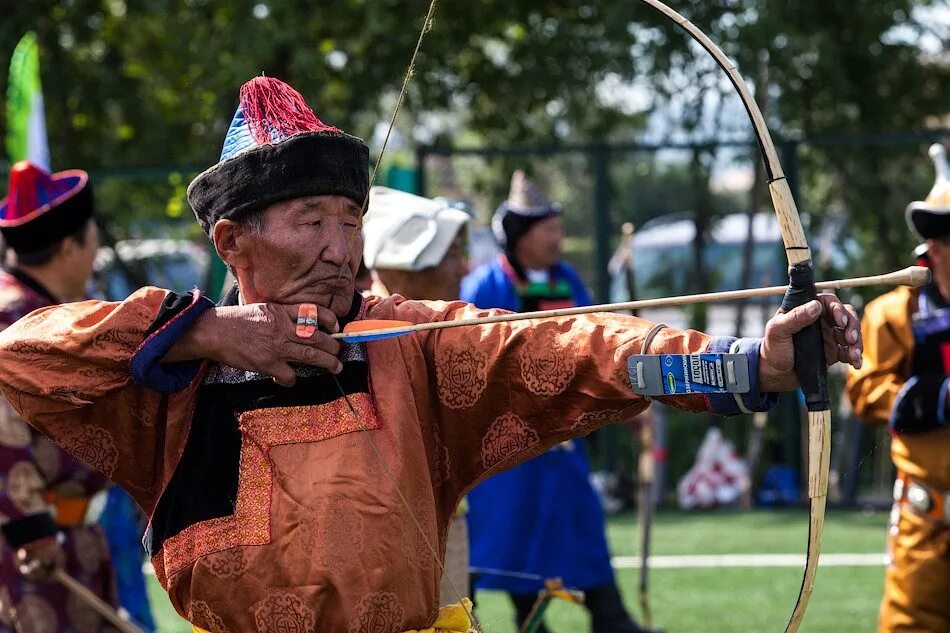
(363, 186, 469, 303)
(0, 77, 861, 633)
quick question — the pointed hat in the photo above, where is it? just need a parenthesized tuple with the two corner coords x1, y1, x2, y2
(906, 144, 950, 240)
(187, 77, 369, 236)
(492, 170, 561, 249)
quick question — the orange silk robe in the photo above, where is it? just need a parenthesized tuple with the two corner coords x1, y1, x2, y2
(0, 287, 723, 633)
(846, 286, 950, 490)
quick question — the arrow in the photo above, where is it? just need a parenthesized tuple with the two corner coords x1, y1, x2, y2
(336, 266, 929, 343)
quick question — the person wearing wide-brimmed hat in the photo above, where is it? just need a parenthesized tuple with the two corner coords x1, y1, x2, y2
(848, 144, 950, 632)
(0, 77, 861, 633)
(0, 160, 124, 631)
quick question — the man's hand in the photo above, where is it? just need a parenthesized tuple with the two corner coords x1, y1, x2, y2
(164, 303, 343, 387)
(16, 537, 64, 582)
(759, 293, 862, 392)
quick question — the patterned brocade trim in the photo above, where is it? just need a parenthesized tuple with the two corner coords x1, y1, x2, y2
(152, 393, 381, 585)
(239, 398, 379, 446)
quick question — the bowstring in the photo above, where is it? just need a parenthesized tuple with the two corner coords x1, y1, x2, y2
(326, 1, 481, 629)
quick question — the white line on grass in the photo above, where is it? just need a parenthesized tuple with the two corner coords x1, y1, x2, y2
(612, 553, 886, 569)
(143, 553, 887, 576)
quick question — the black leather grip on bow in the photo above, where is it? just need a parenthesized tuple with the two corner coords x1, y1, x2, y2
(780, 263, 830, 412)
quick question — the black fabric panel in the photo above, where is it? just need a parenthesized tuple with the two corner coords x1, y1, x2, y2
(226, 361, 369, 415)
(892, 375, 948, 434)
(187, 131, 369, 236)
(147, 360, 370, 553)
(1, 512, 57, 548)
(146, 384, 241, 556)
(146, 291, 195, 336)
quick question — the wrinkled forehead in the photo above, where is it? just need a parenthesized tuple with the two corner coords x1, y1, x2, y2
(281, 194, 364, 218)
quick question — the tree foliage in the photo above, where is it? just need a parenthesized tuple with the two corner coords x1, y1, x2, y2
(0, 0, 946, 268)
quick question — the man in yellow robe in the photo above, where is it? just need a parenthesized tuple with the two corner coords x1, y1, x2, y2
(847, 144, 950, 632)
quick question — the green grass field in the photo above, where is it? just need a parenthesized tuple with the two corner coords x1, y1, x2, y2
(147, 509, 889, 632)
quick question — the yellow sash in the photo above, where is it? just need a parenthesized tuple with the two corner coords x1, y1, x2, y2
(193, 598, 474, 633)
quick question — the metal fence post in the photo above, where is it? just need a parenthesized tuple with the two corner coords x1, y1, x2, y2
(592, 145, 612, 303)
(415, 146, 429, 196)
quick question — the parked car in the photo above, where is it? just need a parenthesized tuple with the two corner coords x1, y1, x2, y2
(92, 239, 209, 301)
(609, 212, 786, 336)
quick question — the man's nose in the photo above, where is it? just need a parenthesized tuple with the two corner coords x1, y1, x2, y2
(320, 224, 350, 265)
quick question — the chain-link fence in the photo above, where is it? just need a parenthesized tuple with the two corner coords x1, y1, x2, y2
(417, 128, 950, 508)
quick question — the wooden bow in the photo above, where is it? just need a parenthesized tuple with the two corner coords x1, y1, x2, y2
(634, 2, 827, 630)
(331, 2, 930, 631)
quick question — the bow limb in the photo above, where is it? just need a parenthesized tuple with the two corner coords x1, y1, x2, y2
(636, 414, 655, 629)
(636, 2, 829, 631)
(620, 222, 655, 628)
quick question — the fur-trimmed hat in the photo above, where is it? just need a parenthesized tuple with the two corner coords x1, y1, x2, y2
(906, 144, 950, 241)
(491, 170, 561, 251)
(0, 161, 93, 254)
(187, 77, 369, 237)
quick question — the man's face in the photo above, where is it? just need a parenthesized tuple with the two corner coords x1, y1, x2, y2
(416, 232, 469, 301)
(515, 215, 564, 270)
(61, 220, 99, 293)
(76, 221, 99, 282)
(239, 195, 363, 317)
(375, 231, 468, 302)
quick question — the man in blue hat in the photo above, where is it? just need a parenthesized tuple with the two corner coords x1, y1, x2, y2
(461, 170, 649, 633)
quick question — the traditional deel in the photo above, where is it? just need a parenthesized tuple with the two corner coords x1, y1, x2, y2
(0, 285, 777, 633)
(462, 250, 618, 599)
(847, 144, 950, 632)
(0, 269, 120, 632)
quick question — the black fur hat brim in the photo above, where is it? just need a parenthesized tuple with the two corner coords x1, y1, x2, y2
(187, 131, 369, 237)
(906, 201, 950, 240)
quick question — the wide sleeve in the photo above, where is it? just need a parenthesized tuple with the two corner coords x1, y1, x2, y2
(0, 286, 213, 513)
(381, 297, 774, 498)
(845, 289, 915, 428)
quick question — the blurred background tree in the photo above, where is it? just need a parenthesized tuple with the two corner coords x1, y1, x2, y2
(0, 0, 946, 268)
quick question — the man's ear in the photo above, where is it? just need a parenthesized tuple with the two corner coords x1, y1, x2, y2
(56, 234, 79, 261)
(213, 219, 251, 271)
(927, 238, 942, 259)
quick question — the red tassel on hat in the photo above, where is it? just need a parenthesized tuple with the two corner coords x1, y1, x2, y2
(239, 76, 340, 145)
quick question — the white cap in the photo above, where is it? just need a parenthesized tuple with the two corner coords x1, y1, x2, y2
(364, 186, 471, 272)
